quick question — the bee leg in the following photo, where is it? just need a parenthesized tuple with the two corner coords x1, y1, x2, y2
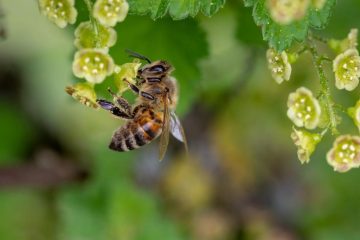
(107, 88, 132, 116)
(123, 79, 140, 94)
(123, 79, 155, 100)
(96, 99, 133, 119)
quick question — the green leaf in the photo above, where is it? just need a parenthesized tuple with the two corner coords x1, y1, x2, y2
(236, 3, 265, 46)
(308, 0, 337, 29)
(127, 0, 226, 20)
(112, 16, 208, 115)
(248, 0, 336, 51)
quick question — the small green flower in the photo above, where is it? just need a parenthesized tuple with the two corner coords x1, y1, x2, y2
(114, 61, 142, 93)
(266, 0, 310, 25)
(329, 28, 358, 54)
(93, 0, 129, 27)
(333, 48, 360, 91)
(72, 49, 115, 84)
(291, 127, 321, 164)
(74, 21, 117, 49)
(266, 48, 292, 84)
(65, 82, 98, 108)
(347, 28, 358, 50)
(311, 0, 326, 10)
(287, 87, 321, 129)
(327, 135, 360, 173)
(38, 0, 77, 28)
(348, 100, 360, 132)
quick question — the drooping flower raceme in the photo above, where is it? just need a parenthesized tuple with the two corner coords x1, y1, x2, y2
(72, 49, 115, 84)
(266, 0, 310, 25)
(333, 49, 360, 91)
(65, 82, 98, 108)
(291, 127, 321, 164)
(287, 87, 321, 129)
(93, 0, 129, 27)
(266, 48, 292, 84)
(38, 0, 77, 28)
(74, 21, 117, 49)
(327, 135, 360, 173)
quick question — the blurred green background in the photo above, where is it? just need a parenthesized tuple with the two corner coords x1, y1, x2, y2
(1, 0, 360, 239)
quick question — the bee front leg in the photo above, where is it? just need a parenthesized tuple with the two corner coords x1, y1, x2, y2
(123, 80, 155, 101)
(96, 99, 133, 119)
(123, 79, 140, 94)
(107, 88, 132, 116)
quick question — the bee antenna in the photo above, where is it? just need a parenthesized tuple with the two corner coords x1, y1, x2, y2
(125, 49, 151, 64)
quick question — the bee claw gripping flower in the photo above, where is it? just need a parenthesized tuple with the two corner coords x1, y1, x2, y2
(327, 135, 360, 173)
(287, 87, 321, 129)
(72, 49, 115, 84)
(266, 48, 292, 84)
(39, 0, 77, 28)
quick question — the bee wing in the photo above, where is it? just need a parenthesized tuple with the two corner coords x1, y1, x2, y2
(159, 94, 170, 161)
(170, 112, 189, 154)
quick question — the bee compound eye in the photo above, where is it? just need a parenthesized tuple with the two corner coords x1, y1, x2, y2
(149, 65, 165, 73)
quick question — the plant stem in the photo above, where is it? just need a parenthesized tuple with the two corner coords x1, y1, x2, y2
(307, 37, 338, 135)
(83, 0, 100, 48)
(312, 34, 329, 44)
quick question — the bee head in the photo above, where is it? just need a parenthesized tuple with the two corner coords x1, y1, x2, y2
(138, 61, 174, 82)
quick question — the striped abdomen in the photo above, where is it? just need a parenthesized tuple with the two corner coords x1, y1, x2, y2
(109, 109, 163, 152)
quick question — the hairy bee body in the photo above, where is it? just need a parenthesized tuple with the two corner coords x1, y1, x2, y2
(109, 105, 164, 152)
(97, 51, 187, 160)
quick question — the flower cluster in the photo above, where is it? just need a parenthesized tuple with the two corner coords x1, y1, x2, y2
(62, 0, 130, 107)
(284, 28, 360, 173)
(266, 0, 310, 25)
(327, 135, 360, 172)
(266, 48, 292, 84)
(38, 0, 77, 28)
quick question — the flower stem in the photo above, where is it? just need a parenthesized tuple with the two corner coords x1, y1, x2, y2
(312, 34, 329, 44)
(83, 0, 100, 48)
(307, 37, 338, 135)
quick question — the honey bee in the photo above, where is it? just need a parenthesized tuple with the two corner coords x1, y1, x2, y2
(96, 50, 188, 161)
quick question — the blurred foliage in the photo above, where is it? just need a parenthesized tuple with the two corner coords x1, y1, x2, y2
(127, 0, 226, 20)
(247, 0, 336, 51)
(0, 0, 360, 240)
